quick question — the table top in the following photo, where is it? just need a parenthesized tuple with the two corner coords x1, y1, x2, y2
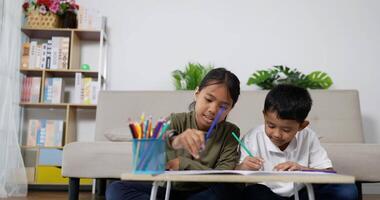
(121, 171, 355, 184)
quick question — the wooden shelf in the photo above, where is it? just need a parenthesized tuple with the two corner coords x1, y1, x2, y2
(20, 102, 97, 109)
(44, 69, 99, 78)
(20, 25, 107, 186)
(69, 104, 97, 109)
(74, 29, 104, 41)
(20, 68, 99, 78)
(22, 27, 72, 39)
(20, 102, 68, 108)
(21, 146, 63, 149)
(20, 68, 44, 76)
(21, 27, 105, 41)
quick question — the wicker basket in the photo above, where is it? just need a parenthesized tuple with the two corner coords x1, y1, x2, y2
(26, 10, 61, 28)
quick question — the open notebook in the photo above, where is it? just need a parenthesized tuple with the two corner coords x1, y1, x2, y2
(164, 170, 336, 176)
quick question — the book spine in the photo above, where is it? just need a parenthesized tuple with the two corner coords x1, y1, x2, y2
(61, 37, 70, 69)
(55, 121, 64, 146)
(21, 42, 30, 68)
(51, 37, 60, 69)
(74, 73, 82, 103)
(27, 120, 37, 146)
(90, 81, 98, 104)
(40, 43, 48, 69)
(35, 44, 42, 69)
(28, 41, 37, 69)
(46, 40, 52, 69)
(82, 77, 92, 104)
(51, 78, 64, 103)
(44, 120, 54, 147)
(30, 77, 41, 103)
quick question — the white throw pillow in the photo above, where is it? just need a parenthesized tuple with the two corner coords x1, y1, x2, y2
(104, 127, 133, 141)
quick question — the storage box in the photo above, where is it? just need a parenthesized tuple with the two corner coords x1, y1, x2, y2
(26, 10, 60, 28)
(36, 166, 68, 184)
(38, 148, 62, 166)
(132, 139, 166, 174)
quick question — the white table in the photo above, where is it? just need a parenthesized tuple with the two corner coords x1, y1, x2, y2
(121, 171, 355, 200)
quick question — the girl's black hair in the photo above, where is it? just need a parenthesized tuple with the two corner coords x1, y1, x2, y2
(264, 84, 312, 123)
(189, 68, 240, 110)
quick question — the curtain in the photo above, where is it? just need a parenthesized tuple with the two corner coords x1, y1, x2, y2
(0, 0, 28, 197)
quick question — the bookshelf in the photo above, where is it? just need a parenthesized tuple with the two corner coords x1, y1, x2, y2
(19, 27, 107, 185)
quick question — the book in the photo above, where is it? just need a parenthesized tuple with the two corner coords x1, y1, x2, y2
(41, 43, 48, 69)
(60, 37, 70, 69)
(46, 40, 52, 69)
(51, 78, 64, 103)
(82, 77, 92, 104)
(163, 170, 335, 176)
(21, 77, 41, 103)
(30, 77, 41, 103)
(74, 73, 82, 103)
(51, 37, 60, 69)
(28, 41, 37, 68)
(44, 77, 64, 103)
(26, 120, 39, 146)
(21, 42, 30, 68)
(26, 119, 64, 147)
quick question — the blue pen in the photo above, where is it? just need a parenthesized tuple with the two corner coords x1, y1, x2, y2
(205, 106, 225, 141)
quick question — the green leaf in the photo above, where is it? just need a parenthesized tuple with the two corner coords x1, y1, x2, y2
(306, 71, 333, 89)
(247, 69, 278, 89)
(171, 62, 213, 90)
(246, 66, 333, 90)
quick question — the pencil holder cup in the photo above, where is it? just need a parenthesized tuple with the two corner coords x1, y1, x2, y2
(132, 139, 166, 174)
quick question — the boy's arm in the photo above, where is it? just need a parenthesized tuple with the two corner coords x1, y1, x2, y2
(235, 134, 264, 170)
(275, 131, 333, 171)
(309, 131, 333, 169)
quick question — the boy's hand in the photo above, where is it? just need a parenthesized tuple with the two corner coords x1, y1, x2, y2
(171, 128, 205, 159)
(274, 161, 307, 171)
(166, 158, 180, 170)
(236, 156, 264, 170)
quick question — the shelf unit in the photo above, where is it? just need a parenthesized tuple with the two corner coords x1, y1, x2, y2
(19, 27, 107, 185)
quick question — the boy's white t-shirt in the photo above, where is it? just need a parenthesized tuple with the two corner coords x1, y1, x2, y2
(239, 125, 333, 197)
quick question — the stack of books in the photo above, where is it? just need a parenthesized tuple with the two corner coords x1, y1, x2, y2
(21, 77, 41, 103)
(26, 119, 64, 147)
(43, 78, 64, 103)
(21, 37, 70, 69)
(74, 73, 98, 104)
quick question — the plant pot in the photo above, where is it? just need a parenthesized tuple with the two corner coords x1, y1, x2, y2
(61, 11, 77, 28)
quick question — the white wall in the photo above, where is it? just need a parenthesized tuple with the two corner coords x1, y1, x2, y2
(78, 0, 380, 143)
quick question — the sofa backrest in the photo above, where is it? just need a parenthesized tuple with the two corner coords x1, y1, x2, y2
(95, 90, 364, 143)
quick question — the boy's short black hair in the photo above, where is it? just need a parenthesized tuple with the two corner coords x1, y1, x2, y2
(264, 84, 312, 122)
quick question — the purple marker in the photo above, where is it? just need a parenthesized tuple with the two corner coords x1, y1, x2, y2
(205, 106, 225, 141)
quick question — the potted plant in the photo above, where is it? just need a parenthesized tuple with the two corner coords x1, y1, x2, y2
(247, 65, 333, 89)
(22, 0, 79, 28)
(172, 62, 213, 90)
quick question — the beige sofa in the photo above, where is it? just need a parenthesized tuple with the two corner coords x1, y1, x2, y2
(62, 90, 380, 200)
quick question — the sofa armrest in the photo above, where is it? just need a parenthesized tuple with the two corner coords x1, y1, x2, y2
(62, 142, 133, 178)
(322, 143, 380, 182)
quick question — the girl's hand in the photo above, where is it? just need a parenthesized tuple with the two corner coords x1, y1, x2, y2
(166, 158, 180, 170)
(171, 128, 205, 159)
(236, 156, 264, 170)
(274, 161, 307, 171)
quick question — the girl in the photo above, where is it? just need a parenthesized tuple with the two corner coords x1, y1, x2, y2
(106, 68, 241, 200)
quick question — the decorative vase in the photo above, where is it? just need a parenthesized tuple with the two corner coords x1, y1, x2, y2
(61, 11, 77, 28)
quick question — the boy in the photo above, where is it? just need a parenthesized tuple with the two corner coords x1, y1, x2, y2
(236, 84, 358, 200)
